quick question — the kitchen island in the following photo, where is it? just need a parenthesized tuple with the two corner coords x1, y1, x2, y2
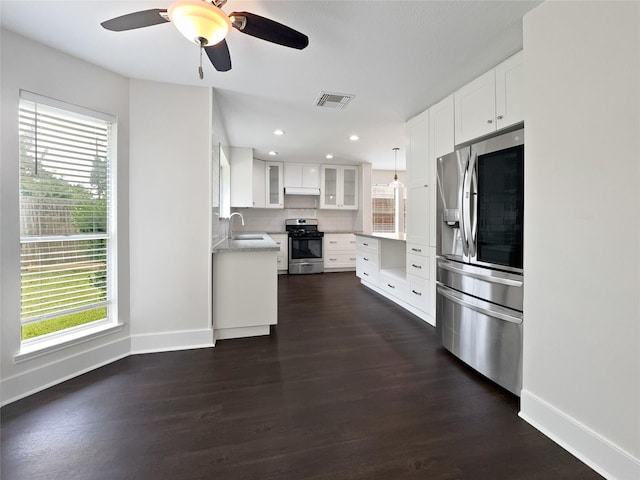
(212, 233, 279, 340)
(355, 232, 434, 326)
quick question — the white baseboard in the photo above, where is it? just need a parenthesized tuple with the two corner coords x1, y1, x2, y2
(215, 325, 270, 340)
(1, 336, 130, 406)
(519, 389, 640, 480)
(130, 328, 214, 354)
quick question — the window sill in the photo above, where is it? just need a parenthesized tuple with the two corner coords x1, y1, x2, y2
(15, 322, 125, 364)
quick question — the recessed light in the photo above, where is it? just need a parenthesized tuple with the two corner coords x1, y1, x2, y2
(273, 129, 285, 136)
(349, 134, 359, 141)
(326, 154, 334, 159)
(269, 151, 278, 156)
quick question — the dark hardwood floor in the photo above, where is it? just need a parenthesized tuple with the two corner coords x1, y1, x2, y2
(1, 272, 601, 480)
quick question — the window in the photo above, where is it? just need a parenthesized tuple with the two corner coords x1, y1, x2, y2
(372, 185, 406, 234)
(18, 92, 116, 344)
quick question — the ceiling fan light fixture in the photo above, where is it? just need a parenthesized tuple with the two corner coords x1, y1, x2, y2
(168, 0, 231, 46)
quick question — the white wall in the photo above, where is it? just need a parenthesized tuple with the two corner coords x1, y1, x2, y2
(371, 169, 407, 186)
(0, 30, 131, 404)
(521, 2, 640, 479)
(129, 80, 213, 352)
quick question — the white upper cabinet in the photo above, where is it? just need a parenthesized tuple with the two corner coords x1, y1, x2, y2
(283, 163, 321, 191)
(230, 147, 255, 208)
(454, 69, 497, 144)
(495, 50, 524, 131)
(454, 51, 523, 145)
(320, 165, 358, 209)
(429, 94, 455, 160)
(265, 161, 284, 208)
(252, 159, 266, 208)
(406, 110, 429, 189)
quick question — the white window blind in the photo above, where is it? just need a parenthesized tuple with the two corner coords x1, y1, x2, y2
(19, 95, 115, 340)
(372, 185, 407, 234)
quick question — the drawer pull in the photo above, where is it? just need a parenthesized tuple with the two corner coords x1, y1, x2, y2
(411, 264, 422, 269)
(411, 248, 422, 252)
(363, 257, 369, 261)
(363, 272, 369, 276)
(363, 242, 369, 246)
(330, 258, 337, 261)
(412, 290, 422, 296)
(329, 241, 338, 244)
(350, 257, 356, 261)
(387, 284, 395, 289)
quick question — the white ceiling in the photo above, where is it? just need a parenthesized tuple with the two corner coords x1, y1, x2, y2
(0, 0, 541, 170)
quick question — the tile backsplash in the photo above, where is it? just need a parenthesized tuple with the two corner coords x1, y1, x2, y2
(229, 207, 358, 233)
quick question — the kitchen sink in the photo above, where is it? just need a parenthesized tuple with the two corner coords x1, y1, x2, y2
(232, 234, 264, 240)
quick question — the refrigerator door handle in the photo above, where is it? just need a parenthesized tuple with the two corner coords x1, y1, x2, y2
(465, 149, 478, 257)
(460, 150, 471, 257)
(438, 260, 523, 287)
(437, 285, 522, 324)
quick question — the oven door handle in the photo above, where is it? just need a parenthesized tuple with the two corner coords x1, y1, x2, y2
(437, 285, 522, 324)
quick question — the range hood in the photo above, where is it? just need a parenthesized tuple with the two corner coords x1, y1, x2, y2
(285, 187, 320, 196)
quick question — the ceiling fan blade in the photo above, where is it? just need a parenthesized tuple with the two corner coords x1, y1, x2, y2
(230, 11, 309, 50)
(101, 9, 169, 32)
(205, 40, 232, 72)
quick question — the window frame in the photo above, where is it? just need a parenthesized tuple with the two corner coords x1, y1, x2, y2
(16, 90, 120, 358)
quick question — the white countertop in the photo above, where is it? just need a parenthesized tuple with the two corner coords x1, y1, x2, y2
(354, 232, 407, 242)
(212, 233, 280, 253)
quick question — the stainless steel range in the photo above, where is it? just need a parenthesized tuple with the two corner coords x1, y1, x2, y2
(285, 218, 324, 274)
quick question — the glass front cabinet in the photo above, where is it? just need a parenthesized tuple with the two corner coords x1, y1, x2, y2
(320, 165, 358, 210)
(265, 161, 284, 208)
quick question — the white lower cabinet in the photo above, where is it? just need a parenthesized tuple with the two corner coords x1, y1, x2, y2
(270, 234, 288, 273)
(324, 233, 356, 270)
(355, 234, 434, 326)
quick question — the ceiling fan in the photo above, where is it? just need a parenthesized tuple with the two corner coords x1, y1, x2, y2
(101, 0, 309, 78)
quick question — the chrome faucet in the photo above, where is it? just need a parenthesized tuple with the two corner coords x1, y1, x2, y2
(228, 212, 245, 239)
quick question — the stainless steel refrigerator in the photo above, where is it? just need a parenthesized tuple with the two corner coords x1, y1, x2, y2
(435, 127, 524, 395)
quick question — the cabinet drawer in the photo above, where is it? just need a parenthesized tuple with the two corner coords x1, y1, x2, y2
(407, 274, 429, 312)
(407, 253, 429, 279)
(356, 260, 379, 283)
(356, 236, 379, 253)
(276, 255, 287, 270)
(379, 271, 408, 302)
(356, 251, 379, 269)
(325, 253, 357, 269)
(325, 234, 357, 251)
(406, 242, 428, 257)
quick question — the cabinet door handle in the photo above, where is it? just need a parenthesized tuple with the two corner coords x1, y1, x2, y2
(329, 241, 338, 244)
(387, 284, 395, 289)
(411, 264, 422, 269)
(411, 290, 422, 296)
(363, 272, 369, 276)
(497, 115, 503, 120)
(363, 242, 369, 246)
(487, 119, 493, 124)
(411, 248, 422, 253)
(329, 258, 337, 261)
(363, 257, 369, 261)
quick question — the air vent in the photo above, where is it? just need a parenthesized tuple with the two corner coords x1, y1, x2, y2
(314, 91, 355, 109)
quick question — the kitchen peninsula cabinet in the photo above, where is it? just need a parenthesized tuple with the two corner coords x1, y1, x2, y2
(320, 165, 358, 209)
(212, 235, 279, 339)
(454, 50, 523, 145)
(355, 233, 433, 326)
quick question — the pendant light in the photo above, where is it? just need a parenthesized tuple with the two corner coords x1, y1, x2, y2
(389, 147, 404, 189)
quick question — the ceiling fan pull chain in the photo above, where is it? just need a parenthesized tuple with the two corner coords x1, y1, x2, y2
(199, 44, 204, 80)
